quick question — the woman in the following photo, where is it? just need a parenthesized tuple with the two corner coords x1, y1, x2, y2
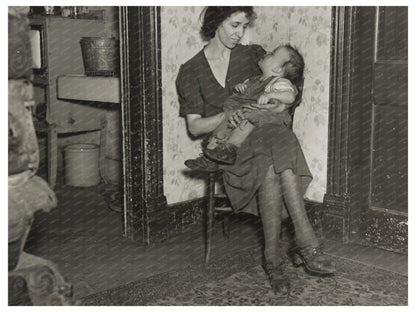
(176, 6, 335, 294)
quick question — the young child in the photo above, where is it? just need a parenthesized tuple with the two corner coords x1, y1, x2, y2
(185, 44, 304, 169)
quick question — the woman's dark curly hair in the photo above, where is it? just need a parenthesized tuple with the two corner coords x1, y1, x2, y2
(200, 7, 256, 41)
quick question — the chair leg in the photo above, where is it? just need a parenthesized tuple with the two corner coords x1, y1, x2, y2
(222, 214, 230, 240)
(205, 172, 216, 265)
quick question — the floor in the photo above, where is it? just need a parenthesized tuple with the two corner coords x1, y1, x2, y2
(24, 179, 408, 302)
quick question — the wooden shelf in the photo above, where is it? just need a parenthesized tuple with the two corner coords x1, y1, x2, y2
(57, 74, 120, 104)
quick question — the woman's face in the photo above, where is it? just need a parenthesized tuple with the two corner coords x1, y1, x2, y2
(216, 12, 250, 49)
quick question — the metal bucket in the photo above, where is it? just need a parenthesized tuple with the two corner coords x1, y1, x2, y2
(80, 37, 119, 76)
(64, 144, 100, 187)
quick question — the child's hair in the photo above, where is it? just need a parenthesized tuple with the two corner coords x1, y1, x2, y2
(278, 44, 305, 116)
(278, 44, 304, 92)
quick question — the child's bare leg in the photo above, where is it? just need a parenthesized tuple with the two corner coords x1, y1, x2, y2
(206, 119, 232, 149)
(227, 120, 256, 148)
(204, 113, 254, 164)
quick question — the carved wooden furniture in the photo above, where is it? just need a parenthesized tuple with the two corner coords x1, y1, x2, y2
(9, 8, 75, 305)
(8, 78, 74, 306)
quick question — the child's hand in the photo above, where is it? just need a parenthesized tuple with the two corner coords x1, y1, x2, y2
(251, 98, 284, 112)
(257, 94, 270, 106)
(234, 83, 247, 94)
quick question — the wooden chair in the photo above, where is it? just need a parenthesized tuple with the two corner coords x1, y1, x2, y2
(204, 171, 233, 265)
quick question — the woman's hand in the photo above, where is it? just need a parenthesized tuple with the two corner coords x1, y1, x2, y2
(227, 109, 246, 128)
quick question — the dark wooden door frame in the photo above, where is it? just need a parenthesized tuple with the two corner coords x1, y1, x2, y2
(323, 7, 354, 244)
(323, 7, 407, 252)
(119, 6, 167, 244)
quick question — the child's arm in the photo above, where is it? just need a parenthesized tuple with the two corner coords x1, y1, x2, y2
(233, 78, 250, 94)
(249, 79, 297, 114)
(242, 78, 297, 127)
(259, 90, 296, 105)
(260, 77, 298, 105)
(243, 108, 292, 128)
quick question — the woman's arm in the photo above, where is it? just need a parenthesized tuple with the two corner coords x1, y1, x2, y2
(187, 110, 246, 137)
(186, 113, 226, 137)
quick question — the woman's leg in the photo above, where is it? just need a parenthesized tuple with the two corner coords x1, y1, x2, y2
(280, 169, 318, 248)
(258, 165, 284, 266)
(258, 165, 290, 293)
(280, 168, 336, 275)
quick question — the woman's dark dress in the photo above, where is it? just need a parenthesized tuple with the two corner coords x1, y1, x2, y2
(176, 44, 312, 216)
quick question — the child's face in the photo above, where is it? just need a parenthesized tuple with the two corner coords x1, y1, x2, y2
(259, 47, 291, 77)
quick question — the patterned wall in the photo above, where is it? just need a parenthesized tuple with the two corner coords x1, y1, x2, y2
(161, 6, 332, 204)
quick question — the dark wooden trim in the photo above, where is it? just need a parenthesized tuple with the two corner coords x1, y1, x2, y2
(167, 198, 206, 235)
(347, 6, 377, 244)
(164, 197, 325, 242)
(322, 194, 350, 243)
(326, 6, 354, 197)
(323, 7, 355, 243)
(120, 6, 167, 244)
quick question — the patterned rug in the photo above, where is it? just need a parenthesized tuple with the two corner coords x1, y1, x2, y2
(80, 251, 407, 306)
(151, 265, 406, 306)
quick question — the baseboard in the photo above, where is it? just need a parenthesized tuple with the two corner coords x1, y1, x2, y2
(166, 197, 206, 237)
(304, 199, 325, 237)
(166, 197, 326, 239)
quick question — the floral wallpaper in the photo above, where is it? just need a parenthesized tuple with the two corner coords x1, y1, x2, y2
(161, 6, 332, 204)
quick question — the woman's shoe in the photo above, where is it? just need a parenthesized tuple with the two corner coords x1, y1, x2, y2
(262, 261, 290, 294)
(292, 246, 336, 276)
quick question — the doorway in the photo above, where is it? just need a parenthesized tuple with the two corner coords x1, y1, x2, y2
(324, 7, 408, 253)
